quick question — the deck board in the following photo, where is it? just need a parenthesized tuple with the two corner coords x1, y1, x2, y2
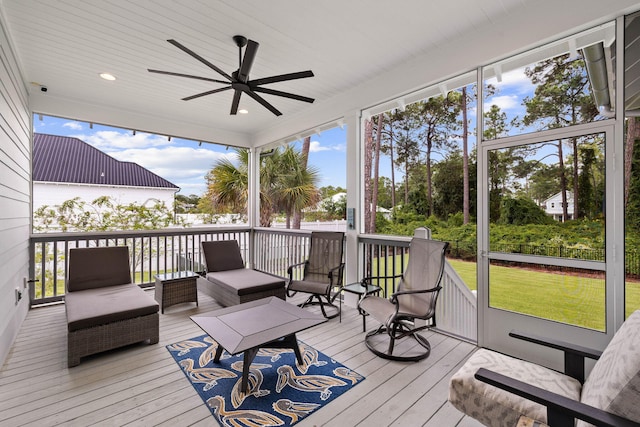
(0, 289, 480, 426)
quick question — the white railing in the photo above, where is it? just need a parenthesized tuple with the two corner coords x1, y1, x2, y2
(29, 226, 251, 304)
(358, 233, 477, 343)
(437, 262, 477, 342)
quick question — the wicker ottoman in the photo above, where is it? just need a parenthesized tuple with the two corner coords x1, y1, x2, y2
(155, 271, 199, 313)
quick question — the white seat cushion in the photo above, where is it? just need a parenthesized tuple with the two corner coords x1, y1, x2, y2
(449, 348, 582, 427)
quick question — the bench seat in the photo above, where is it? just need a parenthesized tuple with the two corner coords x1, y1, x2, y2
(66, 283, 159, 332)
(199, 270, 286, 306)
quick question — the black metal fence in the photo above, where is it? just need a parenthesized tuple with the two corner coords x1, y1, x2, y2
(448, 240, 640, 278)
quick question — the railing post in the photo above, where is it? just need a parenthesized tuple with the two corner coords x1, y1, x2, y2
(413, 227, 431, 239)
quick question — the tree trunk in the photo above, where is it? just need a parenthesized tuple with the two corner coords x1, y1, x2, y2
(370, 114, 383, 233)
(293, 136, 311, 229)
(462, 86, 470, 224)
(426, 134, 434, 217)
(571, 136, 579, 219)
(625, 117, 640, 207)
(390, 120, 396, 209)
(558, 140, 569, 222)
(363, 119, 373, 233)
(404, 158, 409, 205)
(260, 198, 273, 227)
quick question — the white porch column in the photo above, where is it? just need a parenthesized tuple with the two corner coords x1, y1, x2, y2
(247, 147, 260, 268)
(344, 110, 361, 307)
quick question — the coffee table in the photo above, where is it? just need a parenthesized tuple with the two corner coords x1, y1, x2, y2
(190, 297, 326, 392)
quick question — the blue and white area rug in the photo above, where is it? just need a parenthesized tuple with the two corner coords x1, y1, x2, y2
(167, 334, 365, 426)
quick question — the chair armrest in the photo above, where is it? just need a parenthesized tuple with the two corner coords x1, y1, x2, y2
(390, 286, 441, 304)
(327, 263, 345, 286)
(475, 368, 640, 427)
(509, 330, 602, 383)
(287, 261, 307, 279)
(391, 286, 441, 297)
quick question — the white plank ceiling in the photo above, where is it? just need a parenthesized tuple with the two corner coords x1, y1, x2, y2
(1, 0, 638, 146)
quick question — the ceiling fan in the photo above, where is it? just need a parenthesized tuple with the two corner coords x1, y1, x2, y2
(148, 35, 315, 116)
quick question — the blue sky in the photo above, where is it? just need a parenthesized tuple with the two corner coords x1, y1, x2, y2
(34, 116, 348, 196)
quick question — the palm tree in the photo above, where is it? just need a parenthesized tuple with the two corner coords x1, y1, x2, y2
(202, 146, 319, 227)
(274, 145, 320, 228)
(200, 148, 248, 215)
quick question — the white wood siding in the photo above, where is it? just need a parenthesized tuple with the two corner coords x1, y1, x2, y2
(0, 14, 31, 366)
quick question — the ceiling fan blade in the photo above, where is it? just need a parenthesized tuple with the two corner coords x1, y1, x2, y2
(245, 90, 282, 116)
(238, 40, 259, 83)
(167, 39, 233, 82)
(147, 69, 229, 84)
(182, 86, 232, 101)
(252, 87, 314, 103)
(230, 89, 242, 115)
(250, 70, 314, 86)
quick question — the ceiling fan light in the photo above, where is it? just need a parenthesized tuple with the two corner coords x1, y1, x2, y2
(238, 109, 249, 114)
(99, 73, 116, 81)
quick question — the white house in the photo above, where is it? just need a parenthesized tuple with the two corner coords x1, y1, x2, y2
(33, 133, 179, 215)
(542, 191, 574, 222)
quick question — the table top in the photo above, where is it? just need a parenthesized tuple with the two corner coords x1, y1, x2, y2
(191, 297, 326, 355)
(155, 270, 199, 281)
(343, 282, 381, 295)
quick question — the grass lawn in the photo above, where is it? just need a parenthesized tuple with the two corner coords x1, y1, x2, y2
(372, 256, 640, 331)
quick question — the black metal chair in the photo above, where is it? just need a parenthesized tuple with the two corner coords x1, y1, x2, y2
(287, 231, 345, 319)
(358, 237, 448, 361)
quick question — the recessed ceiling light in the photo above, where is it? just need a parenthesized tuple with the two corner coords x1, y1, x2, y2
(99, 73, 116, 81)
(238, 109, 249, 114)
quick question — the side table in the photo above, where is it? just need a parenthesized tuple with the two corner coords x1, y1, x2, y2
(341, 282, 382, 332)
(155, 270, 199, 313)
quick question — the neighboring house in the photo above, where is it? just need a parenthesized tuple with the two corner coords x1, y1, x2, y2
(304, 192, 346, 213)
(542, 191, 574, 222)
(33, 133, 179, 213)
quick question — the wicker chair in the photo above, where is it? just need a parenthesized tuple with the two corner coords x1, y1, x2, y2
(65, 246, 159, 367)
(358, 237, 448, 361)
(287, 231, 345, 319)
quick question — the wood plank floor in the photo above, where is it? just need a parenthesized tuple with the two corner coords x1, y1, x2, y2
(0, 290, 482, 427)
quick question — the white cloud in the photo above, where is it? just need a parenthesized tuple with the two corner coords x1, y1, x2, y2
(309, 140, 345, 152)
(108, 146, 236, 194)
(71, 130, 172, 151)
(62, 121, 83, 130)
(486, 67, 535, 95)
(484, 95, 520, 112)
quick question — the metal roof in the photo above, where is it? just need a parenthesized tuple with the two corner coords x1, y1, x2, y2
(33, 133, 179, 189)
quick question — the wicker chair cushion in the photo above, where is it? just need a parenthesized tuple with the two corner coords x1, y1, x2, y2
(206, 269, 285, 296)
(67, 246, 131, 291)
(65, 284, 159, 331)
(577, 310, 640, 426)
(449, 348, 581, 427)
(202, 240, 245, 272)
